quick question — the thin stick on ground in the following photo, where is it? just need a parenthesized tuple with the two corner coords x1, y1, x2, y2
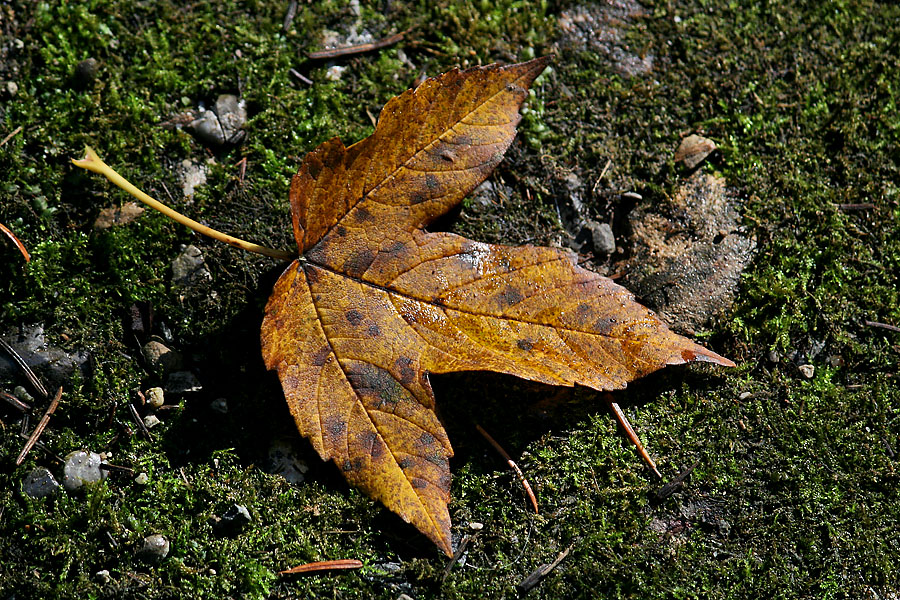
(1, 390, 31, 413)
(604, 394, 662, 479)
(475, 423, 539, 514)
(71, 147, 297, 261)
(278, 559, 363, 575)
(16, 386, 62, 465)
(864, 320, 900, 333)
(515, 539, 577, 594)
(307, 31, 407, 60)
(0, 222, 30, 262)
(0, 338, 49, 400)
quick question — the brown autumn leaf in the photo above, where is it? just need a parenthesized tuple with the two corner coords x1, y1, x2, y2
(260, 57, 734, 555)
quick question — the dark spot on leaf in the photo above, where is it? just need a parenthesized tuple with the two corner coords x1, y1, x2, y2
(419, 432, 436, 447)
(346, 309, 364, 325)
(398, 457, 413, 469)
(439, 150, 456, 163)
(681, 349, 697, 362)
(342, 460, 353, 472)
(358, 431, 380, 459)
(425, 174, 439, 190)
(354, 206, 373, 222)
(303, 264, 321, 285)
(311, 345, 331, 366)
(395, 357, 415, 384)
(367, 324, 381, 337)
(499, 287, 524, 307)
(336, 225, 347, 237)
(352, 457, 365, 471)
(326, 417, 346, 437)
(410, 478, 428, 490)
(343, 249, 375, 277)
(517, 338, 534, 351)
(346, 363, 405, 407)
(305, 157, 323, 180)
(592, 316, 617, 335)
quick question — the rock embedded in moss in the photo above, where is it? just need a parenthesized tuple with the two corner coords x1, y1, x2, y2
(23, 467, 60, 498)
(62, 450, 107, 492)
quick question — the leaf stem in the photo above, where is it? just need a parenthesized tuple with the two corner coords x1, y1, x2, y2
(72, 146, 297, 261)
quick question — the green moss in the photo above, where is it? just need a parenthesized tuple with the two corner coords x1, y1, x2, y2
(2, 0, 900, 598)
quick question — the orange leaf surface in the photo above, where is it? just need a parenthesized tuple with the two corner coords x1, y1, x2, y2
(260, 57, 734, 555)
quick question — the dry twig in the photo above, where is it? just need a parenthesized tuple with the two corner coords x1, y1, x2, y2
(865, 320, 900, 333)
(278, 559, 363, 575)
(475, 423, 539, 514)
(307, 31, 406, 60)
(0, 338, 49, 399)
(516, 540, 577, 594)
(0, 222, 30, 262)
(16, 386, 62, 465)
(605, 393, 661, 479)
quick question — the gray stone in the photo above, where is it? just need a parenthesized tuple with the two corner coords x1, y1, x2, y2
(209, 397, 228, 414)
(74, 58, 100, 86)
(675, 134, 717, 169)
(212, 503, 252, 535)
(62, 450, 107, 492)
(134, 472, 149, 485)
(0, 325, 90, 386)
(622, 172, 756, 333)
(798, 364, 815, 379)
(214, 94, 247, 143)
(179, 159, 208, 198)
(171, 244, 212, 287)
(558, 3, 655, 76)
(23, 467, 60, 498)
(188, 109, 224, 146)
(139, 534, 170, 562)
(586, 221, 616, 255)
(146, 387, 165, 409)
(142, 341, 182, 376)
(165, 370, 202, 394)
(95, 569, 111, 584)
(143, 414, 161, 429)
(267, 438, 309, 485)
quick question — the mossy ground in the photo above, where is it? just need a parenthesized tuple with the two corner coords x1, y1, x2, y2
(1, 0, 898, 598)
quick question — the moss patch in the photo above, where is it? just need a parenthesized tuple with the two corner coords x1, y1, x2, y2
(2, 0, 899, 598)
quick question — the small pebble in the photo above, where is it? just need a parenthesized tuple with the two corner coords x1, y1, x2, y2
(23, 467, 60, 498)
(139, 534, 170, 562)
(798, 364, 815, 379)
(146, 387, 165, 409)
(325, 65, 346, 81)
(208, 568, 217, 576)
(74, 57, 100, 86)
(767, 350, 781, 363)
(209, 397, 228, 414)
(62, 450, 107, 492)
(188, 110, 225, 146)
(134, 472, 149, 485)
(214, 94, 247, 143)
(165, 370, 203, 394)
(142, 341, 182, 376)
(738, 391, 752, 400)
(586, 221, 616, 255)
(172, 244, 212, 286)
(13, 385, 34, 405)
(468, 521, 484, 531)
(5, 81, 18, 97)
(212, 503, 252, 535)
(95, 569, 111, 584)
(143, 414, 161, 429)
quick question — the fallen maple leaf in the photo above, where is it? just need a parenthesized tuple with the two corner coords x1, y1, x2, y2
(73, 57, 734, 557)
(259, 57, 734, 554)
